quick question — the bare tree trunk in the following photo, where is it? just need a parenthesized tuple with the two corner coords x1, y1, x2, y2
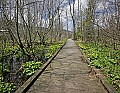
(69, 0, 76, 40)
(16, 0, 26, 55)
(66, 9, 69, 38)
(27, 2, 32, 48)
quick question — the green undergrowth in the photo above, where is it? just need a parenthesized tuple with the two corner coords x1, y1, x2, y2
(0, 82, 16, 93)
(76, 41, 120, 92)
(0, 63, 16, 93)
(0, 39, 66, 93)
(45, 44, 61, 59)
(22, 61, 42, 76)
(22, 42, 64, 78)
(45, 39, 66, 59)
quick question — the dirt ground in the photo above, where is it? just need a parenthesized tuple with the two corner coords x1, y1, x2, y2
(27, 39, 108, 93)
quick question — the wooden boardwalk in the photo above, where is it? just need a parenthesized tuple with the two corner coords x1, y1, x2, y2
(24, 39, 108, 93)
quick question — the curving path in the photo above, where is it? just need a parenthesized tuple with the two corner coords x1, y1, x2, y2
(27, 39, 108, 93)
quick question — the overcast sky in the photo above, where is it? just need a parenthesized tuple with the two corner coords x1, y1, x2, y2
(60, 0, 115, 31)
(60, 0, 88, 31)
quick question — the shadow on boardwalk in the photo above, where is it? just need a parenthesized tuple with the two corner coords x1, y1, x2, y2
(27, 39, 108, 93)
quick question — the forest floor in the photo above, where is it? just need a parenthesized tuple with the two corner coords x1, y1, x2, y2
(26, 39, 108, 93)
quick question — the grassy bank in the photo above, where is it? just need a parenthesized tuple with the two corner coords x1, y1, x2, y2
(76, 41, 120, 92)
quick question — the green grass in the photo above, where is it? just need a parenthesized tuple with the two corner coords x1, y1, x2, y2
(0, 39, 66, 93)
(76, 41, 120, 92)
